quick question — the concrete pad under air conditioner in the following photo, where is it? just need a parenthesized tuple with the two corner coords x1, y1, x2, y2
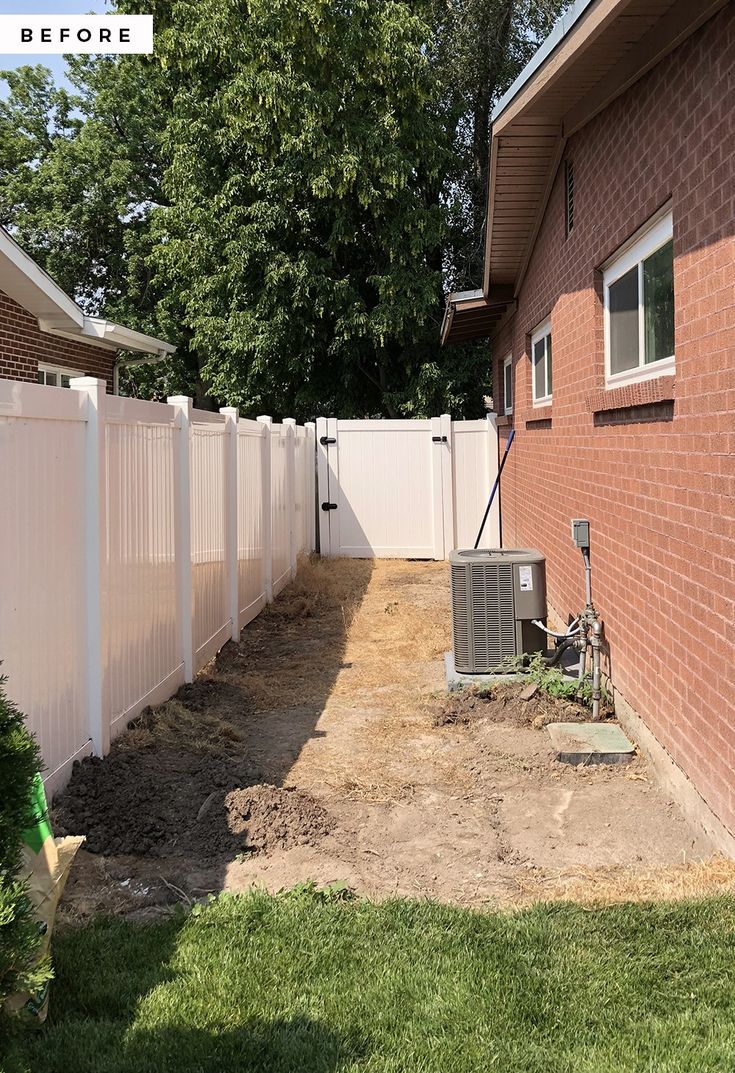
(444, 651, 524, 692)
(547, 722, 635, 766)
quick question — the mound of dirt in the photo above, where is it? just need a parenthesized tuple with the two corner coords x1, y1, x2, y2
(221, 785, 334, 856)
(53, 747, 256, 857)
(432, 683, 592, 729)
(432, 687, 496, 727)
(55, 750, 333, 860)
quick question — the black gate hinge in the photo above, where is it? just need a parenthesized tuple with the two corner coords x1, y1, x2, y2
(432, 435, 448, 443)
(321, 502, 338, 511)
(320, 436, 336, 446)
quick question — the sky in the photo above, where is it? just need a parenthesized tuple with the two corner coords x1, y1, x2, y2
(0, 0, 109, 94)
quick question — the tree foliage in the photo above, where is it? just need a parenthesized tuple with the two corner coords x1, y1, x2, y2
(0, 1, 567, 418)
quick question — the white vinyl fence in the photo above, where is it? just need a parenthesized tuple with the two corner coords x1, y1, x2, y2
(0, 378, 315, 797)
(316, 415, 500, 559)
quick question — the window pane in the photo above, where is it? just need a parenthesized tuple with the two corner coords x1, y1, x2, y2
(504, 362, 512, 409)
(643, 239, 674, 364)
(36, 370, 45, 384)
(61, 375, 72, 388)
(609, 266, 639, 374)
(45, 371, 58, 386)
(533, 339, 546, 400)
(546, 334, 552, 395)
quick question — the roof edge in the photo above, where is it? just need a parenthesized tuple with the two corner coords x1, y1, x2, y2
(1, 226, 174, 357)
(492, 0, 596, 123)
(0, 226, 82, 332)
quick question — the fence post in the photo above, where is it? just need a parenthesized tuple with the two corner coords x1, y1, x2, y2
(168, 396, 194, 682)
(315, 417, 330, 555)
(70, 377, 107, 756)
(257, 416, 273, 602)
(221, 406, 240, 641)
(485, 411, 501, 547)
(304, 422, 316, 552)
(440, 413, 455, 559)
(429, 415, 445, 561)
(283, 417, 297, 579)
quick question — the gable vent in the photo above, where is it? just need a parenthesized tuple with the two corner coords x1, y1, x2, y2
(565, 160, 574, 236)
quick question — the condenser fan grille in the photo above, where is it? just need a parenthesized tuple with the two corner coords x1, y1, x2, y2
(451, 560, 516, 672)
(451, 564, 471, 669)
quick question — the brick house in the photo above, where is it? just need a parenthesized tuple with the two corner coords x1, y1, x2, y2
(0, 226, 174, 391)
(442, 1, 735, 847)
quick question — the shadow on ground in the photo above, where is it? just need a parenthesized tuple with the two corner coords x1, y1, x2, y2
(52, 558, 375, 918)
(4, 909, 370, 1073)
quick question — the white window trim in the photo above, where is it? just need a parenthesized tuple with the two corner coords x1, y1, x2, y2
(603, 209, 674, 389)
(38, 361, 84, 387)
(503, 353, 513, 415)
(530, 318, 552, 407)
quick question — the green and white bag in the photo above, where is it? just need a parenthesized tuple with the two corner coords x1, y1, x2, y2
(4, 774, 83, 1023)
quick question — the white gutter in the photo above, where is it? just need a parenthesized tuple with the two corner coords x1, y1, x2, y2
(1, 227, 176, 393)
(82, 317, 176, 357)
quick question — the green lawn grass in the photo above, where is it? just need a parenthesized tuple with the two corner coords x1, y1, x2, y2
(4, 891, 735, 1073)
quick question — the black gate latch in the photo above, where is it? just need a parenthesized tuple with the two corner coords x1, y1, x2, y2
(321, 502, 338, 511)
(320, 436, 336, 446)
(432, 435, 448, 443)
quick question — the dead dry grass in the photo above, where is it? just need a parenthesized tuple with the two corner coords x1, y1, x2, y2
(514, 855, 735, 908)
(272, 553, 371, 626)
(264, 557, 461, 801)
(330, 562, 448, 711)
(218, 555, 375, 713)
(121, 700, 244, 752)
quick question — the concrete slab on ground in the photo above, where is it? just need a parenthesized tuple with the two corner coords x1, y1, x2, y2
(444, 651, 524, 691)
(444, 649, 586, 694)
(548, 721, 635, 765)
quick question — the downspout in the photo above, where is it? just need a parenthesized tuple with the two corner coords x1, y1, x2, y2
(112, 352, 167, 396)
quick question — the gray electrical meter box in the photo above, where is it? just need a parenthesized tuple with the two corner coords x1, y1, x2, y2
(571, 519, 590, 548)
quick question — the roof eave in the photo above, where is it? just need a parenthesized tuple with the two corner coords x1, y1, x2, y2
(0, 228, 83, 333)
(1, 227, 175, 358)
(491, 0, 597, 125)
(83, 317, 177, 356)
(440, 287, 515, 346)
(482, 0, 730, 298)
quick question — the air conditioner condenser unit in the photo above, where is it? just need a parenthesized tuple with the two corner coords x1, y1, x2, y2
(450, 548, 547, 673)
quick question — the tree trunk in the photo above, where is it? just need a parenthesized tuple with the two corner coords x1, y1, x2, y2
(469, 0, 516, 283)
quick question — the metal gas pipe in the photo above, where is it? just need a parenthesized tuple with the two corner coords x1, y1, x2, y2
(531, 520, 604, 717)
(571, 520, 603, 720)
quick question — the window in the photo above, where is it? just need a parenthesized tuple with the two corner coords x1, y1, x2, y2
(503, 354, 513, 415)
(565, 160, 574, 236)
(603, 209, 674, 386)
(37, 363, 80, 388)
(531, 319, 552, 406)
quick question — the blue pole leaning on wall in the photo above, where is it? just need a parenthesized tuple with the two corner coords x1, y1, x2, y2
(473, 427, 515, 550)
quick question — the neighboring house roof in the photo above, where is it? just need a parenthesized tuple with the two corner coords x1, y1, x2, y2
(0, 226, 175, 358)
(439, 287, 514, 346)
(442, 0, 729, 345)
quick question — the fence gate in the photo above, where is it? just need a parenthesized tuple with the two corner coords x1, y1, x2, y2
(316, 415, 500, 559)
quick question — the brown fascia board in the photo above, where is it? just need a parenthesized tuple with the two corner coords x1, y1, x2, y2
(482, 0, 630, 295)
(440, 287, 514, 346)
(490, 0, 629, 137)
(482, 0, 728, 296)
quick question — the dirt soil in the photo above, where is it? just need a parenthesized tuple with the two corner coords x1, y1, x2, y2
(54, 557, 734, 921)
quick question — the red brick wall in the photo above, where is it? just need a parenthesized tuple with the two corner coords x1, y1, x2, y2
(0, 289, 116, 389)
(492, 9, 735, 831)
